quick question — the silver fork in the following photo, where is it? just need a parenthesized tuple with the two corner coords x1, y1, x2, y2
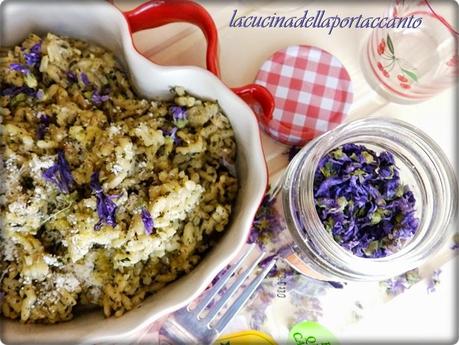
(157, 244, 277, 345)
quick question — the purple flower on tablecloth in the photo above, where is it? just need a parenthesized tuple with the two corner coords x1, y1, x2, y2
(248, 194, 283, 250)
(427, 269, 441, 294)
(381, 268, 421, 296)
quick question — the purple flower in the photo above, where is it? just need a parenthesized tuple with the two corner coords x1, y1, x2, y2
(1, 86, 36, 97)
(9, 63, 30, 74)
(36, 89, 44, 100)
(90, 171, 118, 230)
(67, 71, 77, 84)
(165, 127, 182, 145)
(314, 145, 419, 258)
(24, 42, 41, 66)
(169, 106, 187, 124)
(427, 269, 441, 293)
(37, 114, 51, 140)
(141, 207, 155, 235)
(382, 268, 421, 296)
(80, 72, 90, 87)
(92, 90, 109, 105)
(385, 277, 408, 295)
(42, 150, 75, 193)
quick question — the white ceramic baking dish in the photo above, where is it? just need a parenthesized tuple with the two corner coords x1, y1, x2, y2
(0, 0, 270, 343)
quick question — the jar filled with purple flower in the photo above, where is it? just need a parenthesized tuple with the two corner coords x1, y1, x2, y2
(280, 118, 457, 281)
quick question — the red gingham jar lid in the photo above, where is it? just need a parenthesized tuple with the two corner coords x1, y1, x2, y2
(255, 45, 353, 146)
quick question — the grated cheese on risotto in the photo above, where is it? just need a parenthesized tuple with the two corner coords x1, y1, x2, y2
(0, 33, 238, 323)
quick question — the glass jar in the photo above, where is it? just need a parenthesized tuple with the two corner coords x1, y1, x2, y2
(280, 118, 457, 281)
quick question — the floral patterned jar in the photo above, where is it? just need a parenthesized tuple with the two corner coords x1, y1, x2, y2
(279, 118, 457, 281)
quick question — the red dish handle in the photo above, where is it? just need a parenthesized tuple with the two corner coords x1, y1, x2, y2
(122, 0, 274, 123)
(232, 84, 274, 123)
(124, 0, 220, 77)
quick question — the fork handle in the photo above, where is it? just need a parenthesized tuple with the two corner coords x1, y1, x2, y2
(159, 318, 199, 345)
(214, 257, 277, 333)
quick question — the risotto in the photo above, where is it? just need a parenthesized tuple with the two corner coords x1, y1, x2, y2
(0, 33, 238, 323)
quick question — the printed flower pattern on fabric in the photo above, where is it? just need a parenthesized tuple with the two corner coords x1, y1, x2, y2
(376, 34, 418, 90)
(248, 195, 283, 250)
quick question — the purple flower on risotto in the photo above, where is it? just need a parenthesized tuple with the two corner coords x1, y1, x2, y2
(141, 207, 155, 235)
(80, 72, 90, 87)
(162, 127, 181, 145)
(24, 42, 41, 66)
(170, 106, 188, 127)
(42, 150, 75, 193)
(92, 90, 109, 105)
(67, 71, 77, 83)
(37, 114, 51, 139)
(90, 171, 118, 230)
(9, 63, 30, 74)
(1, 86, 36, 97)
(313, 144, 419, 258)
(36, 89, 44, 100)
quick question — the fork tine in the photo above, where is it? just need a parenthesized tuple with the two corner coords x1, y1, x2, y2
(192, 244, 256, 316)
(214, 256, 277, 333)
(202, 250, 265, 325)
